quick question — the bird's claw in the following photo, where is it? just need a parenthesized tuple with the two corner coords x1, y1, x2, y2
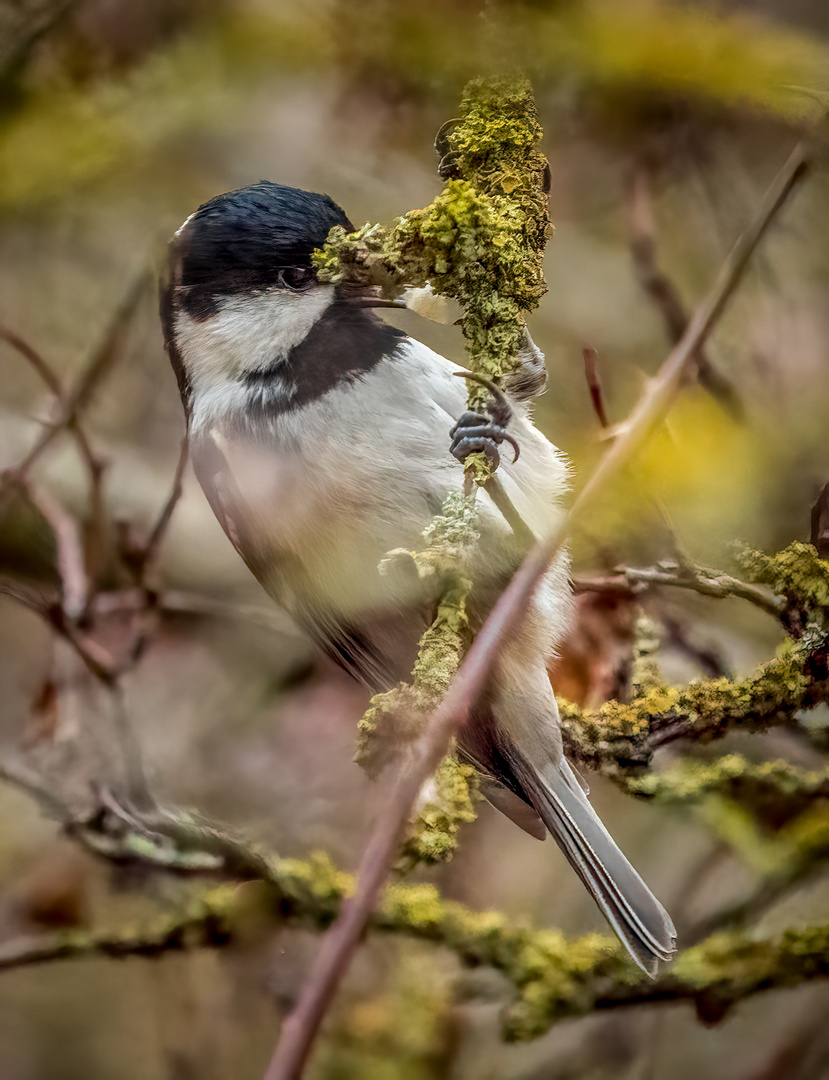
(449, 411, 520, 471)
(434, 118, 462, 181)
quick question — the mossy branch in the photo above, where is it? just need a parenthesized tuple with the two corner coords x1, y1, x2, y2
(316, 74, 550, 427)
(559, 643, 820, 767)
(319, 76, 553, 866)
(558, 555, 829, 779)
(5, 856, 829, 1045)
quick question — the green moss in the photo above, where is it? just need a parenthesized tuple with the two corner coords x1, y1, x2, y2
(630, 754, 829, 813)
(559, 639, 825, 776)
(312, 222, 401, 294)
(738, 542, 829, 632)
(393, 75, 551, 407)
(27, 849, 829, 1046)
(315, 75, 551, 413)
(398, 758, 479, 867)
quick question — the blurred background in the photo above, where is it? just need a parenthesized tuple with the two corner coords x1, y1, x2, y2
(1, 0, 829, 1076)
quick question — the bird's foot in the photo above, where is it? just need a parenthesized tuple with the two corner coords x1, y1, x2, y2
(449, 409, 520, 471)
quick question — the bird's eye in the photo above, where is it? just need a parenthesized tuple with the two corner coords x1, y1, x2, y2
(278, 267, 315, 292)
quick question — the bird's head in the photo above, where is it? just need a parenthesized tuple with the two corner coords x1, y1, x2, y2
(161, 181, 358, 415)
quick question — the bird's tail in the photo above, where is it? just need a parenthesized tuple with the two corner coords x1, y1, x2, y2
(517, 756, 676, 976)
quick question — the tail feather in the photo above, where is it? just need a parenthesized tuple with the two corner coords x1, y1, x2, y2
(520, 757, 676, 976)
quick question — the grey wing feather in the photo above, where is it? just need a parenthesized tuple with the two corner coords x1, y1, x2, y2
(521, 756, 677, 976)
(480, 779, 547, 841)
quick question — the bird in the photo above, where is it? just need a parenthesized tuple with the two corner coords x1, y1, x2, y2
(159, 179, 676, 975)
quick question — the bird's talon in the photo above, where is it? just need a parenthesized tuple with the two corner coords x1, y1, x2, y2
(449, 411, 519, 470)
(504, 433, 520, 463)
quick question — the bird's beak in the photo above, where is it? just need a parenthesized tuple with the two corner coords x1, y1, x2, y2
(338, 283, 407, 310)
(339, 283, 454, 325)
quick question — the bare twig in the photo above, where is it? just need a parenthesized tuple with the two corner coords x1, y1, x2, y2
(583, 347, 610, 428)
(0, 758, 268, 881)
(23, 480, 89, 621)
(134, 436, 189, 583)
(483, 477, 536, 548)
(687, 817, 829, 945)
(0, 325, 108, 564)
(0, 579, 120, 683)
(627, 165, 744, 420)
(811, 482, 829, 558)
(263, 131, 811, 1080)
(0, 758, 72, 822)
(90, 587, 297, 635)
(109, 688, 154, 811)
(573, 561, 785, 620)
(5, 267, 150, 484)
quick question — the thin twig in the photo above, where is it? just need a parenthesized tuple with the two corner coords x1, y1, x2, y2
(483, 477, 536, 548)
(5, 267, 150, 484)
(135, 436, 189, 583)
(0, 758, 72, 822)
(687, 828, 829, 946)
(43, 603, 120, 685)
(583, 347, 610, 428)
(109, 687, 154, 812)
(572, 562, 785, 620)
(0, 325, 109, 567)
(627, 164, 744, 421)
(90, 587, 297, 635)
(263, 128, 811, 1080)
(23, 480, 89, 621)
(0, 325, 64, 397)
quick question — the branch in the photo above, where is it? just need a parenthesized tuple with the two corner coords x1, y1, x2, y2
(0, 757, 72, 822)
(559, 640, 828, 774)
(130, 435, 189, 584)
(91, 587, 297, 636)
(2, 266, 150, 485)
(4, 748, 829, 1045)
(0, 324, 109, 583)
(492, 920, 829, 1036)
(630, 754, 829, 810)
(0, 887, 239, 973)
(627, 163, 744, 420)
(21, 479, 89, 620)
(265, 109, 812, 1080)
(3, 854, 829, 1050)
(573, 560, 785, 620)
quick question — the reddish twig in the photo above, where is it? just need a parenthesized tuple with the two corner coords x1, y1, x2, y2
(23, 481, 89, 621)
(583, 347, 610, 428)
(134, 435, 189, 584)
(0, 324, 107, 526)
(263, 130, 810, 1080)
(4, 267, 150, 484)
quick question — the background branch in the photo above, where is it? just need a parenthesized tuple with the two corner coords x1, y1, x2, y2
(573, 560, 785, 619)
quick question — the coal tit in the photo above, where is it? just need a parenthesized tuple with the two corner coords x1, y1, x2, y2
(160, 180, 675, 973)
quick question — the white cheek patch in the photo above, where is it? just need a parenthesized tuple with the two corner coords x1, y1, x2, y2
(175, 285, 334, 409)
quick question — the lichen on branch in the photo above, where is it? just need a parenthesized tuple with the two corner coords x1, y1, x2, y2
(558, 540, 829, 779)
(315, 73, 552, 409)
(10, 851, 829, 1047)
(318, 76, 554, 864)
